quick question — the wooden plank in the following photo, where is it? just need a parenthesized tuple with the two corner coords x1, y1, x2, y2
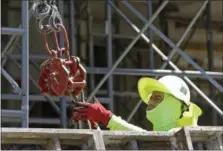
(1, 128, 95, 149)
(92, 130, 106, 150)
(205, 133, 223, 150)
(1, 144, 44, 150)
(137, 141, 172, 150)
(81, 136, 94, 150)
(1, 137, 87, 146)
(103, 130, 172, 149)
(186, 126, 223, 142)
(1, 138, 47, 145)
(170, 127, 194, 150)
(1, 128, 93, 139)
(186, 126, 223, 133)
(127, 140, 139, 150)
(181, 127, 193, 150)
(46, 137, 61, 150)
(1, 127, 222, 150)
(103, 131, 172, 143)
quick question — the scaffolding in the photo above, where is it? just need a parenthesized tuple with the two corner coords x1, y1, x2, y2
(1, 0, 223, 130)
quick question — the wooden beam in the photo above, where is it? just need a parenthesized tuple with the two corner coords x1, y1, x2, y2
(1, 127, 223, 150)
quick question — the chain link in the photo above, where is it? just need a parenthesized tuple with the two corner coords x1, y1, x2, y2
(31, 0, 69, 58)
(48, 5, 63, 32)
(33, 0, 89, 129)
(49, 0, 56, 5)
(31, 0, 51, 20)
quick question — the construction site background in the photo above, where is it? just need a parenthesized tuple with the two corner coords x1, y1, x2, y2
(1, 0, 223, 150)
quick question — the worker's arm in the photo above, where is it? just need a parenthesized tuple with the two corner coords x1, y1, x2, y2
(107, 114, 147, 132)
(71, 100, 147, 132)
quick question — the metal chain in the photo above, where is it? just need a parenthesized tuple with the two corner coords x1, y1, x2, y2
(31, 0, 70, 61)
(31, 0, 63, 33)
(48, 5, 63, 32)
(31, 0, 51, 20)
(32, 0, 91, 130)
(49, 0, 56, 5)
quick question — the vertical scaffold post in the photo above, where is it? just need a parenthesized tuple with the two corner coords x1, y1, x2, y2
(147, 0, 154, 69)
(106, 0, 114, 112)
(58, 0, 67, 128)
(205, 0, 217, 125)
(21, 0, 29, 128)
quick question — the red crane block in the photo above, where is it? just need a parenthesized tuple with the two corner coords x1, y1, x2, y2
(38, 57, 86, 96)
(38, 24, 87, 97)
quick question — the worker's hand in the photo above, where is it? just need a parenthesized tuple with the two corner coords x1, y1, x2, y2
(72, 100, 112, 126)
(67, 104, 98, 129)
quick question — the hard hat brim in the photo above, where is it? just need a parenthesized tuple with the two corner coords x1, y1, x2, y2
(138, 77, 171, 104)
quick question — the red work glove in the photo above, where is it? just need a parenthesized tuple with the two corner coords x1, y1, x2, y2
(67, 104, 97, 129)
(72, 100, 112, 126)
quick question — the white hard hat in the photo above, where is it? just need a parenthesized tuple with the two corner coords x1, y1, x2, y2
(158, 75, 190, 105)
(138, 75, 190, 105)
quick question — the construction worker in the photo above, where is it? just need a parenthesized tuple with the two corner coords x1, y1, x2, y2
(71, 75, 203, 131)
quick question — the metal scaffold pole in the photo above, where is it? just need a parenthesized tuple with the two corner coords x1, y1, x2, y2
(86, 0, 169, 102)
(9, 54, 223, 79)
(21, 0, 29, 127)
(112, 0, 223, 121)
(122, 0, 223, 93)
(69, 0, 77, 56)
(1, 0, 30, 126)
(58, 0, 67, 129)
(106, 0, 114, 112)
(87, 2, 95, 97)
(1, 9, 32, 67)
(147, 0, 154, 69)
(1, 0, 222, 129)
(205, 0, 217, 125)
